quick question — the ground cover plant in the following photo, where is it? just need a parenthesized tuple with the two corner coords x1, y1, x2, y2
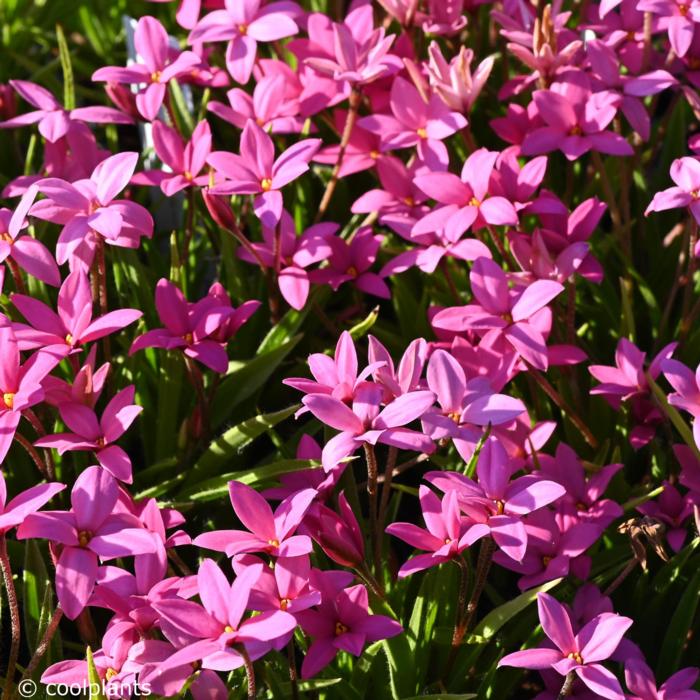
(0, 0, 699, 698)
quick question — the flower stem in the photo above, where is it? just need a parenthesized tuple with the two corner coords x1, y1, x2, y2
(531, 371, 599, 448)
(239, 646, 256, 700)
(14, 432, 49, 478)
(0, 536, 21, 697)
(375, 447, 398, 573)
(315, 88, 361, 223)
(450, 556, 471, 648)
(287, 641, 299, 700)
(363, 444, 379, 575)
(94, 238, 111, 363)
(603, 557, 638, 597)
(181, 188, 196, 262)
(16, 607, 63, 691)
(557, 671, 576, 699)
(6, 257, 26, 294)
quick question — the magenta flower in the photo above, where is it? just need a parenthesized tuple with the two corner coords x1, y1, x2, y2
(432, 257, 564, 370)
(421, 348, 526, 462)
(129, 278, 240, 373)
(0, 185, 60, 286)
(30, 152, 154, 267)
(16, 466, 158, 619)
(522, 71, 634, 160)
(0, 470, 64, 535)
(367, 335, 427, 400)
(427, 438, 565, 561)
(386, 486, 488, 577)
(499, 592, 633, 700)
(645, 157, 700, 225)
(153, 559, 297, 674)
(0, 80, 132, 142)
(303, 383, 436, 471)
(35, 385, 143, 483)
(538, 444, 623, 532)
(304, 9, 401, 86)
(296, 582, 402, 678)
(626, 658, 700, 700)
(131, 120, 212, 195)
(193, 480, 316, 558)
(208, 73, 304, 133)
(637, 0, 700, 56)
(494, 509, 601, 591)
(238, 210, 334, 310)
(189, 1, 300, 84)
(662, 358, 700, 448)
(637, 481, 696, 552)
(0, 319, 61, 463)
(92, 16, 200, 121)
(413, 148, 519, 240)
(12, 269, 142, 354)
(147, 0, 206, 30)
(359, 76, 467, 168)
(309, 227, 390, 298)
(208, 120, 320, 228)
(42, 349, 110, 409)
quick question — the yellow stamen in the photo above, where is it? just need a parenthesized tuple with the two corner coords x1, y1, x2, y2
(416, 127, 427, 139)
(261, 178, 273, 192)
(2, 393, 14, 410)
(78, 530, 92, 547)
(335, 622, 348, 636)
(280, 598, 290, 611)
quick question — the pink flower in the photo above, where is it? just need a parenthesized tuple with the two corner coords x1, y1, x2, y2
(208, 120, 320, 228)
(309, 227, 390, 299)
(189, 0, 300, 84)
(522, 71, 633, 160)
(359, 76, 467, 168)
(237, 210, 334, 310)
(646, 157, 700, 224)
(302, 383, 436, 471)
(207, 74, 305, 133)
(421, 348, 526, 462)
(637, 0, 700, 57)
(0, 319, 62, 463)
(426, 438, 565, 561)
(662, 358, 700, 447)
(386, 486, 487, 577)
(12, 269, 142, 354)
(304, 6, 401, 86)
(35, 385, 143, 483)
(129, 278, 251, 373)
(152, 559, 297, 674)
(131, 120, 213, 195)
(296, 581, 402, 678)
(0, 185, 60, 286)
(193, 480, 316, 558)
(92, 16, 201, 121)
(625, 658, 700, 700)
(499, 592, 632, 700)
(0, 80, 132, 142)
(30, 152, 154, 268)
(146, 0, 210, 30)
(16, 466, 158, 619)
(0, 470, 64, 535)
(412, 148, 519, 240)
(432, 257, 564, 370)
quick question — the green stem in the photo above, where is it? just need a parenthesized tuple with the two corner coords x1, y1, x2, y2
(0, 536, 21, 697)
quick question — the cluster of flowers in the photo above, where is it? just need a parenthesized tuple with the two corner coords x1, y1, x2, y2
(0, 0, 700, 697)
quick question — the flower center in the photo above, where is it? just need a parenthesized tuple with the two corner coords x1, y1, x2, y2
(65, 333, 74, 345)
(576, 501, 588, 511)
(679, 3, 689, 15)
(261, 178, 273, 192)
(104, 668, 118, 681)
(691, 189, 700, 200)
(569, 124, 583, 136)
(347, 265, 358, 277)
(404, 196, 415, 207)
(150, 71, 162, 83)
(370, 150, 380, 160)
(567, 651, 584, 664)
(416, 127, 427, 139)
(444, 537, 453, 545)
(224, 625, 234, 633)
(542, 555, 552, 566)
(239, 23, 248, 35)
(494, 500, 505, 515)
(184, 171, 193, 181)
(469, 196, 480, 207)
(448, 411, 461, 424)
(78, 530, 92, 547)
(268, 538, 280, 547)
(96, 436, 106, 448)
(335, 622, 348, 636)
(280, 598, 290, 610)
(2, 393, 14, 410)
(0, 232, 12, 244)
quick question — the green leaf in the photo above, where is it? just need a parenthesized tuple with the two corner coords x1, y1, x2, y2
(182, 405, 300, 487)
(87, 647, 107, 700)
(382, 633, 416, 700)
(22, 540, 51, 654)
(168, 79, 194, 135)
(179, 458, 320, 502)
(467, 578, 562, 644)
(657, 563, 700, 677)
(55, 24, 74, 110)
(349, 305, 379, 340)
(210, 335, 302, 429)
